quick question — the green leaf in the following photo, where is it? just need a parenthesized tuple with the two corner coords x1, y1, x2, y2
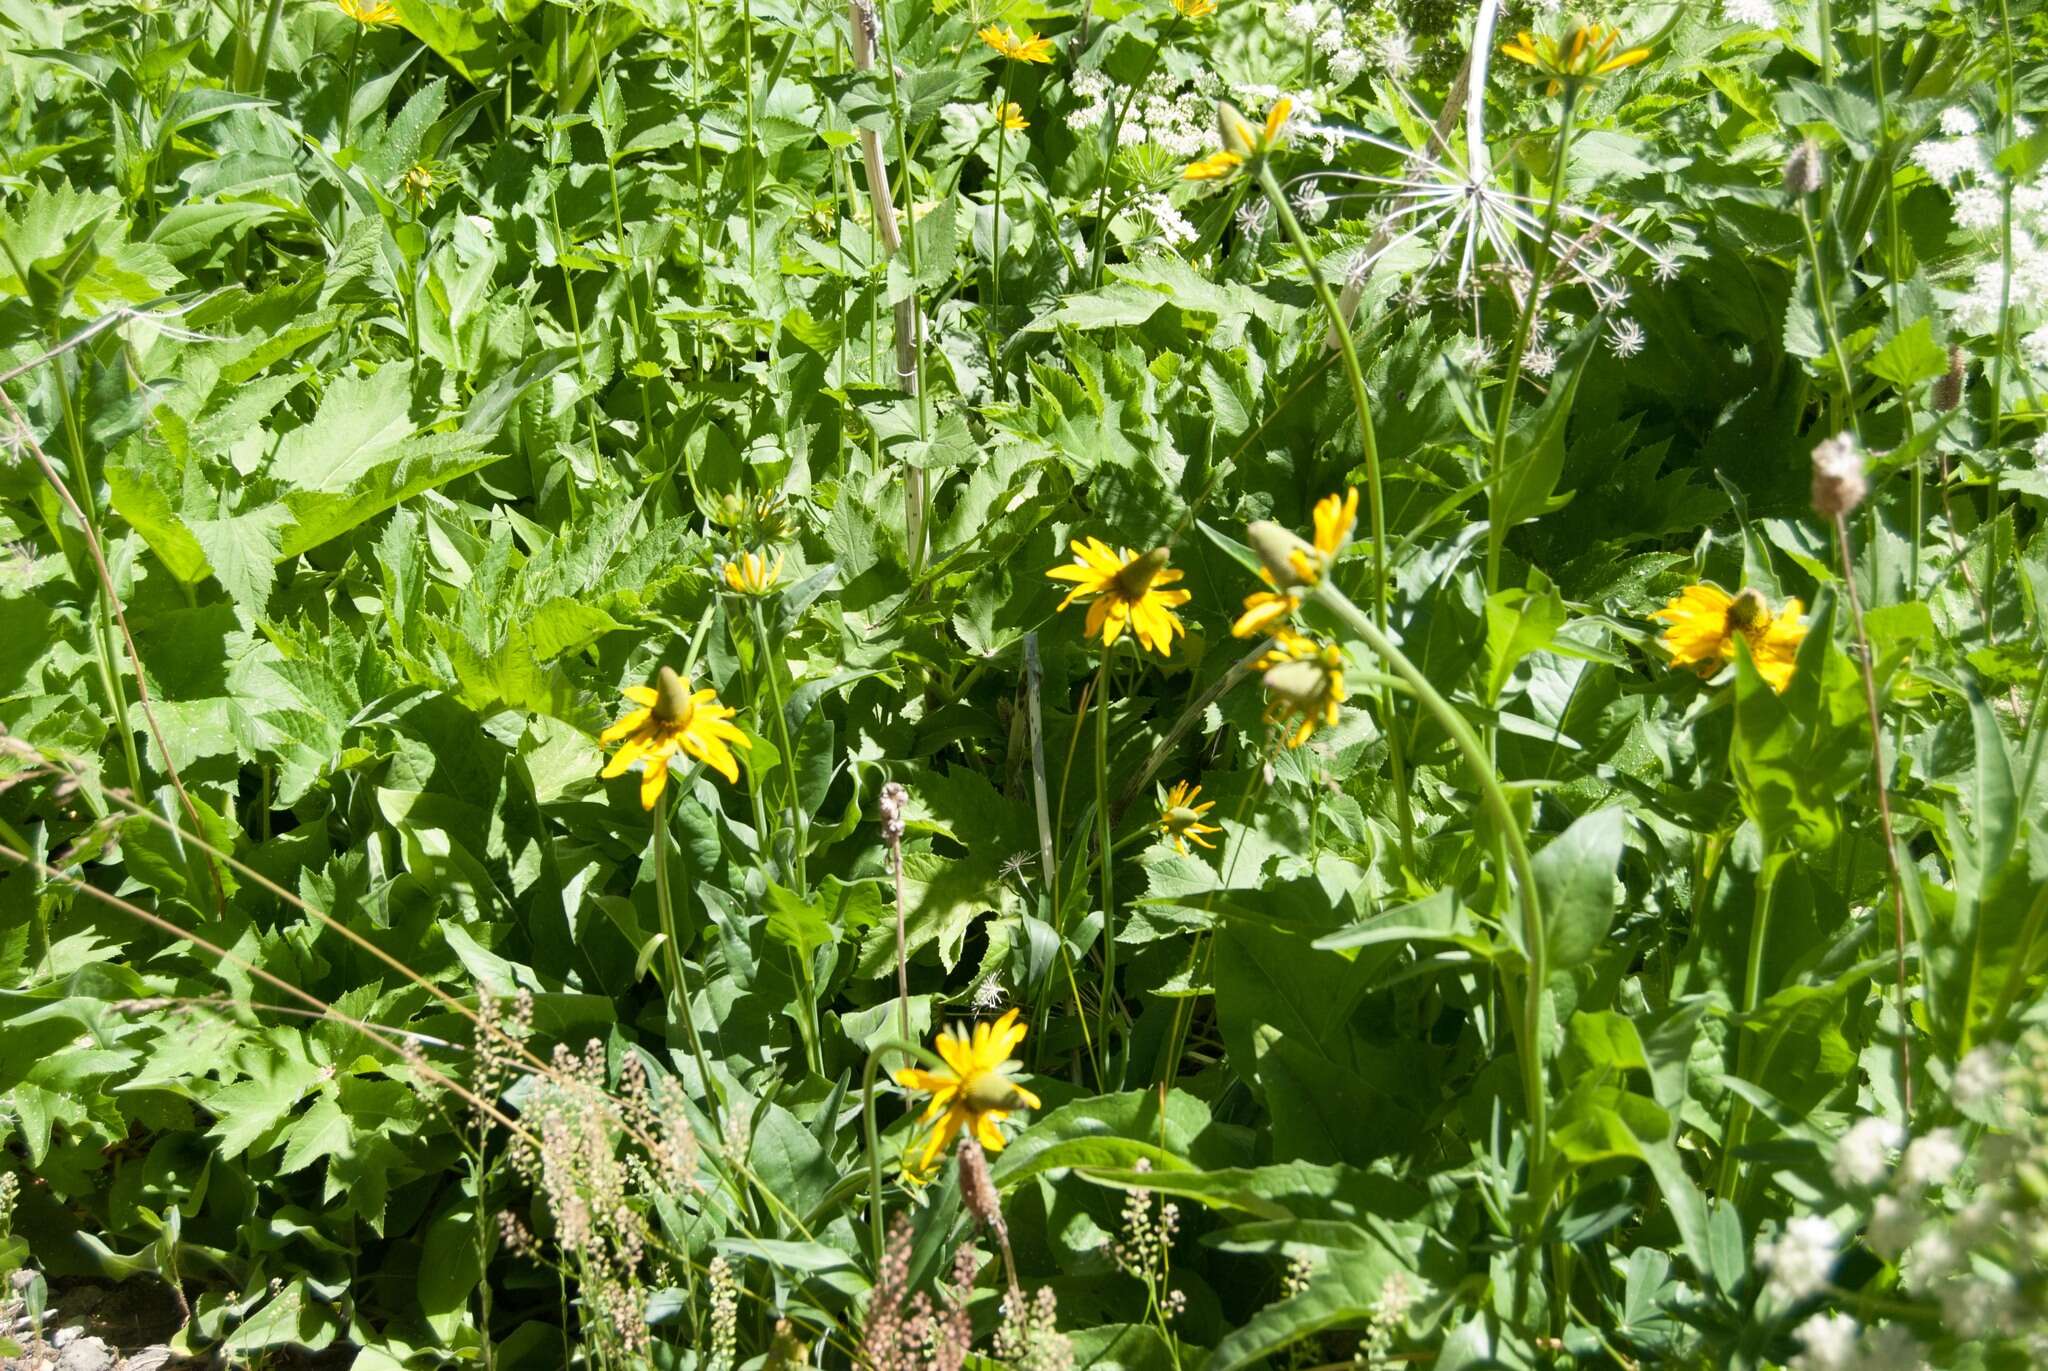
(419, 1207, 485, 1342)
(1484, 570, 1568, 704)
(1532, 808, 1627, 972)
(1867, 316, 1946, 390)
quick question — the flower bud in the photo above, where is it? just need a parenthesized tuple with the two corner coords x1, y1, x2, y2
(1784, 137, 1824, 196)
(1932, 345, 1967, 413)
(1262, 658, 1332, 712)
(1247, 521, 1317, 589)
(1810, 431, 1867, 520)
(1217, 101, 1258, 156)
(878, 781, 909, 844)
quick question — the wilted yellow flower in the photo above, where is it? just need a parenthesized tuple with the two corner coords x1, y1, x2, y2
(994, 100, 1028, 131)
(1232, 488, 1358, 636)
(338, 0, 401, 23)
(977, 23, 1055, 62)
(599, 667, 751, 807)
(1046, 539, 1192, 656)
(1650, 584, 1807, 693)
(1258, 629, 1346, 748)
(1173, 0, 1217, 18)
(1185, 97, 1291, 181)
(1501, 23, 1649, 96)
(722, 548, 784, 596)
(894, 1009, 1042, 1173)
(1157, 780, 1221, 853)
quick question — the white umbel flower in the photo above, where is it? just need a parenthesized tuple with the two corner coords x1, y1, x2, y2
(1953, 1044, 2008, 1116)
(1758, 1217, 1839, 1304)
(1723, 0, 1778, 25)
(1830, 1116, 1903, 1190)
(1897, 1128, 1964, 1194)
(1790, 1312, 1858, 1371)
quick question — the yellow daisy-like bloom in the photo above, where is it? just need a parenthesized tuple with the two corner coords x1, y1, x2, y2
(1173, 0, 1217, 19)
(1184, 97, 1292, 182)
(1231, 488, 1359, 637)
(994, 100, 1029, 131)
(1501, 23, 1649, 96)
(599, 666, 751, 807)
(894, 1009, 1042, 1174)
(722, 548, 784, 596)
(1046, 539, 1193, 656)
(1258, 629, 1346, 748)
(1157, 780, 1222, 853)
(1649, 584, 1807, 694)
(977, 23, 1055, 62)
(338, 0, 401, 23)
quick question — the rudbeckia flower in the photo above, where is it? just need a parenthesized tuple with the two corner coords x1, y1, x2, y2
(722, 548, 784, 596)
(1650, 584, 1807, 693)
(994, 100, 1029, 130)
(1157, 780, 1222, 852)
(599, 666, 751, 807)
(977, 23, 1055, 62)
(338, 0, 401, 23)
(894, 1009, 1042, 1173)
(1046, 539, 1193, 656)
(1232, 488, 1358, 636)
(1258, 629, 1346, 748)
(1173, 0, 1217, 18)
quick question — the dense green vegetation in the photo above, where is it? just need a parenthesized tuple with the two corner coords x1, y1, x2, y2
(2, 0, 2046, 1367)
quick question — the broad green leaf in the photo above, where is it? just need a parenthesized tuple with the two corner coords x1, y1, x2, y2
(1532, 808, 1627, 972)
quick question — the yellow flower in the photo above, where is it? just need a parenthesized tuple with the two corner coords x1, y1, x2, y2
(338, 0, 401, 24)
(1650, 584, 1807, 693)
(1186, 97, 1291, 181)
(599, 666, 751, 807)
(1231, 488, 1358, 637)
(994, 100, 1029, 131)
(1501, 23, 1649, 96)
(977, 24, 1055, 62)
(1258, 629, 1346, 748)
(1157, 780, 1221, 853)
(1173, 0, 1217, 18)
(1045, 539, 1193, 656)
(722, 548, 784, 596)
(894, 1009, 1042, 1173)
(1182, 150, 1245, 181)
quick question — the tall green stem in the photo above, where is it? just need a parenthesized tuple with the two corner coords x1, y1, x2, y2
(748, 597, 807, 892)
(1255, 162, 1413, 865)
(654, 785, 727, 1142)
(1718, 845, 1783, 1198)
(1084, 20, 1180, 287)
(1796, 196, 1861, 441)
(1092, 642, 1117, 1087)
(1307, 578, 1550, 1193)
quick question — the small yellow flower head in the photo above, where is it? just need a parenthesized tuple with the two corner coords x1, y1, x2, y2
(722, 548, 785, 596)
(1045, 539, 1193, 656)
(1501, 23, 1649, 96)
(1649, 584, 1807, 693)
(1232, 489, 1358, 637)
(977, 23, 1055, 62)
(1173, 0, 1217, 19)
(338, 0, 401, 23)
(894, 1009, 1042, 1174)
(400, 161, 444, 203)
(1258, 629, 1346, 748)
(1157, 780, 1222, 853)
(994, 100, 1029, 131)
(599, 666, 752, 807)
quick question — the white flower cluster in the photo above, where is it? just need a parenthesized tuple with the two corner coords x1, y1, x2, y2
(1136, 193, 1197, 248)
(1066, 68, 1218, 159)
(1792, 1314, 1931, 1371)
(1723, 0, 1778, 26)
(1280, 0, 1373, 85)
(1757, 1216, 1840, 1305)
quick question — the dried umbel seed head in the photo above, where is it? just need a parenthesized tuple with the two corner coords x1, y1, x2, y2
(878, 781, 909, 844)
(1784, 137, 1825, 196)
(1810, 431, 1868, 519)
(1933, 345, 1968, 413)
(957, 1138, 1005, 1233)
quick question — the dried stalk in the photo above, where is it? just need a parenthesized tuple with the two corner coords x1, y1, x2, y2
(848, 0, 927, 566)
